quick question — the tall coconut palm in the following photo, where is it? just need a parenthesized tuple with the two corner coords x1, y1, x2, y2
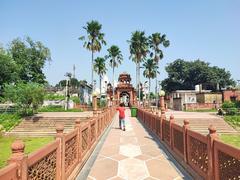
(128, 31, 149, 101)
(93, 57, 107, 96)
(105, 45, 123, 99)
(79, 20, 106, 89)
(143, 59, 159, 102)
(148, 33, 170, 105)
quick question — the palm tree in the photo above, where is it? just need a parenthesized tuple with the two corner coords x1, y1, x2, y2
(105, 45, 123, 99)
(148, 33, 170, 105)
(93, 57, 107, 96)
(128, 31, 149, 101)
(143, 59, 159, 102)
(79, 20, 106, 89)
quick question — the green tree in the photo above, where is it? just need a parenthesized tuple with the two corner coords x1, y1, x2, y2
(128, 31, 149, 100)
(3, 83, 45, 115)
(143, 59, 159, 100)
(148, 33, 170, 99)
(162, 59, 235, 92)
(79, 20, 106, 88)
(105, 45, 123, 98)
(93, 57, 107, 96)
(0, 49, 18, 89)
(9, 37, 51, 84)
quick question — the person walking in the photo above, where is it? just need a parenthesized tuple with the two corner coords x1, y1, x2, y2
(116, 103, 126, 131)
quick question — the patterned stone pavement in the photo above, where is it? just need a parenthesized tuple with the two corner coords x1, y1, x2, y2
(87, 109, 190, 180)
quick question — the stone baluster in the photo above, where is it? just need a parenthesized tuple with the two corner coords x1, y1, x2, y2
(207, 125, 218, 180)
(183, 119, 189, 163)
(8, 140, 27, 179)
(56, 124, 65, 180)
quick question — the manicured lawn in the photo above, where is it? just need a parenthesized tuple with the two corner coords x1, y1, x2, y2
(0, 136, 54, 168)
(220, 134, 240, 148)
(0, 113, 22, 131)
(224, 115, 240, 129)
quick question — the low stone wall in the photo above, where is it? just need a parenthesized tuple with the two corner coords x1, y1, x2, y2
(184, 103, 221, 110)
(137, 108, 240, 180)
(0, 107, 116, 179)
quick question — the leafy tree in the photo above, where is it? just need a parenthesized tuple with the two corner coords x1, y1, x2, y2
(8, 37, 51, 84)
(148, 33, 170, 99)
(0, 49, 18, 89)
(105, 45, 123, 97)
(162, 59, 235, 92)
(128, 31, 149, 100)
(3, 83, 45, 115)
(143, 59, 158, 100)
(93, 57, 107, 96)
(79, 20, 106, 88)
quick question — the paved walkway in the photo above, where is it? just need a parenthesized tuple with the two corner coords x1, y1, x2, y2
(86, 109, 191, 180)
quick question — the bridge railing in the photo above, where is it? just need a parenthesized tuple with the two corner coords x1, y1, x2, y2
(0, 106, 117, 180)
(137, 107, 240, 180)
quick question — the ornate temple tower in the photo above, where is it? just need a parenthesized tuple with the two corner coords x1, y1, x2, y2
(107, 73, 136, 106)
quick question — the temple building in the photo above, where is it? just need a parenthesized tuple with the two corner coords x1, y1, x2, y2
(107, 73, 136, 106)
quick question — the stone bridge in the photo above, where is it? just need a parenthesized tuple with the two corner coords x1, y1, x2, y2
(0, 104, 239, 180)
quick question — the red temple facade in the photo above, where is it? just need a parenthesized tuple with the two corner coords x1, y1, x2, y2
(107, 73, 136, 106)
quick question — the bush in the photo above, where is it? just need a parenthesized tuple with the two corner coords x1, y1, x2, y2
(222, 101, 236, 109)
(39, 105, 82, 112)
(3, 83, 45, 116)
(70, 96, 80, 104)
(44, 93, 65, 101)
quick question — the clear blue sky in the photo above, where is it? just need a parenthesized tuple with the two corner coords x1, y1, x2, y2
(1, 0, 240, 87)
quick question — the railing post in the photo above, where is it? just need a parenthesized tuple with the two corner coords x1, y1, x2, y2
(207, 125, 218, 180)
(183, 119, 189, 163)
(8, 140, 27, 179)
(56, 124, 65, 180)
(75, 119, 81, 163)
(160, 107, 165, 140)
(169, 114, 174, 149)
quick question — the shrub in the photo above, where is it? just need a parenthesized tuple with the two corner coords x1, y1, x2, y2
(222, 101, 236, 109)
(44, 93, 65, 101)
(70, 96, 80, 104)
(3, 83, 45, 116)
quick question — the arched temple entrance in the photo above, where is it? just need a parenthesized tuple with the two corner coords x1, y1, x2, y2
(107, 73, 136, 106)
(120, 91, 130, 107)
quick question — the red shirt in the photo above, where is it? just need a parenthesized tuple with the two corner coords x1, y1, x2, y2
(116, 107, 125, 118)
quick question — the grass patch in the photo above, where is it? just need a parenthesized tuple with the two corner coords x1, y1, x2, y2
(224, 115, 240, 129)
(39, 106, 83, 112)
(0, 136, 54, 168)
(0, 113, 22, 131)
(185, 109, 217, 112)
(220, 134, 240, 148)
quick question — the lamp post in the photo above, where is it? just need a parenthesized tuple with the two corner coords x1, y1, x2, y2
(65, 73, 72, 110)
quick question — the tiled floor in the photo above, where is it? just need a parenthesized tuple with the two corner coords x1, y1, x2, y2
(87, 109, 187, 180)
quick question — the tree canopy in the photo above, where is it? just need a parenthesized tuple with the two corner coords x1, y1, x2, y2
(161, 59, 235, 92)
(0, 37, 51, 88)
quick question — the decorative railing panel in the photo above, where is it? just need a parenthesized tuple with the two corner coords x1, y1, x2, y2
(91, 121, 96, 143)
(172, 124, 184, 158)
(162, 120, 170, 145)
(187, 130, 208, 178)
(64, 130, 78, 175)
(81, 125, 89, 157)
(214, 140, 240, 180)
(27, 140, 59, 180)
